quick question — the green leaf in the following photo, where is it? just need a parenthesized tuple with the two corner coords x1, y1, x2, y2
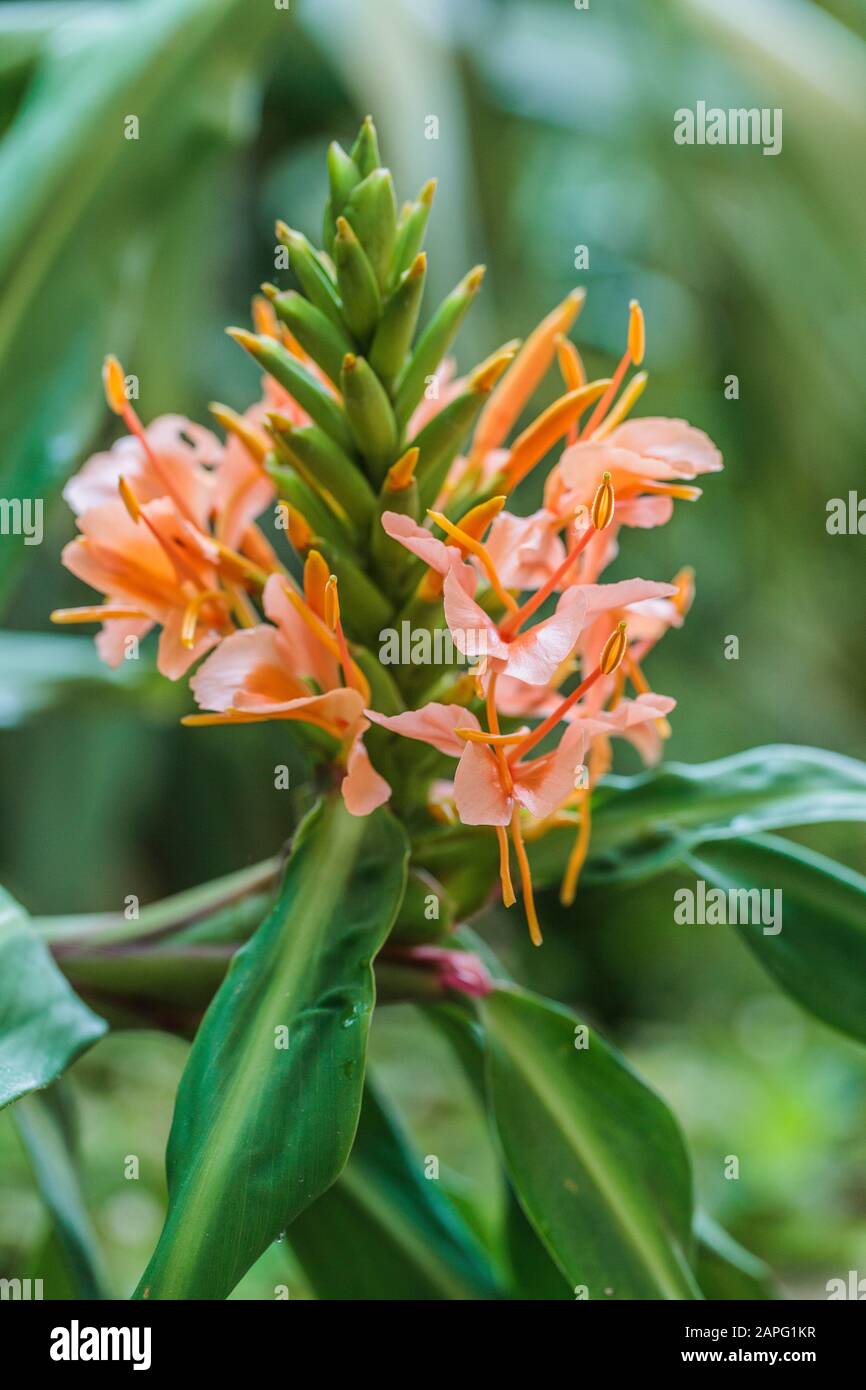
(134, 797, 409, 1300)
(481, 986, 700, 1299)
(683, 833, 866, 1045)
(0, 0, 281, 603)
(524, 744, 866, 890)
(13, 1083, 109, 1299)
(288, 1080, 500, 1300)
(0, 886, 106, 1110)
(693, 1213, 777, 1301)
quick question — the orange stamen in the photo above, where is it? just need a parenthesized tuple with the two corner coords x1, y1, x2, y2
(499, 523, 596, 638)
(427, 509, 518, 614)
(180, 590, 230, 649)
(560, 790, 591, 907)
(510, 806, 542, 946)
(591, 371, 648, 439)
(51, 605, 147, 625)
(509, 665, 607, 763)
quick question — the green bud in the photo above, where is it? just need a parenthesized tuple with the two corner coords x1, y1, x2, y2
(349, 115, 381, 178)
(341, 353, 398, 484)
(369, 253, 426, 387)
(265, 459, 357, 554)
(342, 168, 398, 291)
(333, 216, 381, 344)
(393, 265, 485, 432)
(413, 381, 491, 512)
(371, 451, 421, 578)
(276, 223, 344, 329)
(267, 416, 376, 529)
(267, 288, 354, 386)
(228, 329, 354, 454)
(322, 196, 337, 256)
(390, 179, 436, 288)
(327, 140, 361, 214)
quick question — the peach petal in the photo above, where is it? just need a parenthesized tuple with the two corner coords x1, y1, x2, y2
(342, 736, 392, 816)
(503, 585, 586, 686)
(453, 742, 511, 826)
(365, 702, 480, 758)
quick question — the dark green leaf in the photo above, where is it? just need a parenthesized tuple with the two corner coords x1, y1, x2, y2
(0, 886, 106, 1110)
(693, 1213, 777, 1300)
(481, 986, 700, 1299)
(288, 1080, 500, 1300)
(13, 1083, 108, 1299)
(684, 834, 866, 1045)
(134, 797, 408, 1300)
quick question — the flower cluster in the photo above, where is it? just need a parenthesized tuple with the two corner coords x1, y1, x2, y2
(53, 118, 721, 944)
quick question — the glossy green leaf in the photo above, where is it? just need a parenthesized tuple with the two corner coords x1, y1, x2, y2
(684, 834, 866, 1045)
(288, 1080, 500, 1300)
(134, 797, 408, 1300)
(14, 1083, 109, 1299)
(481, 986, 700, 1299)
(0, 886, 107, 1111)
(581, 745, 866, 886)
(693, 1213, 777, 1301)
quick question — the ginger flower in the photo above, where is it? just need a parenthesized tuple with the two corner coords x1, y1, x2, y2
(50, 119, 723, 948)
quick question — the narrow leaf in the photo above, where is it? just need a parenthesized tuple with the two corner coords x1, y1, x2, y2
(684, 833, 866, 1045)
(288, 1081, 500, 1300)
(481, 986, 700, 1299)
(134, 797, 408, 1300)
(14, 1083, 109, 1299)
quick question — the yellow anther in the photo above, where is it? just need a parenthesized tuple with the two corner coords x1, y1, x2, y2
(51, 605, 147, 626)
(591, 471, 615, 531)
(600, 620, 629, 675)
(103, 355, 128, 415)
(672, 565, 696, 617)
(324, 574, 340, 632)
(385, 447, 419, 494)
(628, 299, 646, 365)
(118, 475, 141, 522)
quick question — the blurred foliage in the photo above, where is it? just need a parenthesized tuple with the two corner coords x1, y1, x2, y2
(1, 0, 864, 1297)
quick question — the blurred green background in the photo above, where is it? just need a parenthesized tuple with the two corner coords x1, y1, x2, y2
(1, 0, 864, 1298)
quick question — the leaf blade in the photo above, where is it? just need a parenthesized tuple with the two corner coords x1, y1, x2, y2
(0, 887, 106, 1111)
(134, 797, 408, 1300)
(481, 986, 700, 1300)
